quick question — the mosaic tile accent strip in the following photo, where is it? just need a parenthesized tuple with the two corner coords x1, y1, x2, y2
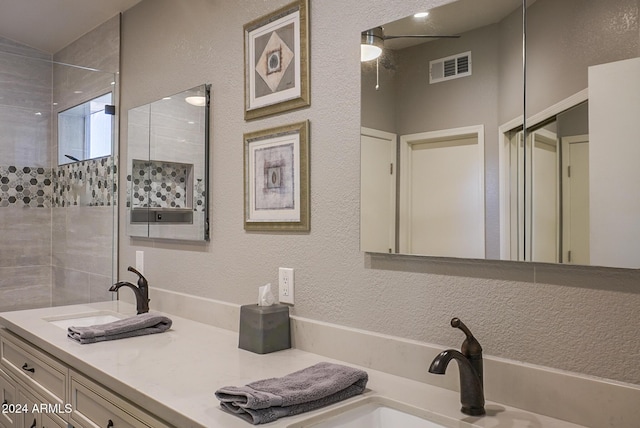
(127, 159, 204, 211)
(0, 166, 52, 207)
(53, 156, 117, 207)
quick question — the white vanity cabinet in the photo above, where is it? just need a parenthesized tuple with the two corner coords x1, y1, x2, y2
(0, 329, 68, 428)
(0, 329, 173, 428)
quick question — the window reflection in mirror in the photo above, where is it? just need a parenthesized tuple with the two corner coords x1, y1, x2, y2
(58, 92, 114, 165)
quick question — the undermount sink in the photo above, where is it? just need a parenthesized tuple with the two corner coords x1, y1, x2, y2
(287, 396, 455, 428)
(44, 312, 124, 330)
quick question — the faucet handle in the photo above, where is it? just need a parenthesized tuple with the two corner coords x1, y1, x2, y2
(127, 266, 148, 289)
(451, 318, 482, 357)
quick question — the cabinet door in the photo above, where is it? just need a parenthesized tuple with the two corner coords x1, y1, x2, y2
(41, 412, 66, 428)
(0, 369, 17, 427)
(16, 389, 39, 428)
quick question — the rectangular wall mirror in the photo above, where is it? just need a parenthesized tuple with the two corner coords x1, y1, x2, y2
(126, 84, 210, 241)
(360, 0, 640, 269)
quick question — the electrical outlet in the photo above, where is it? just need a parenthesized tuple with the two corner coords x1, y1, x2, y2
(136, 251, 144, 274)
(278, 267, 294, 305)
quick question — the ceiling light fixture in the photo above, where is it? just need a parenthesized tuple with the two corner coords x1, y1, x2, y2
(361, 27, 384, 61)
(360, 26, 461, 62)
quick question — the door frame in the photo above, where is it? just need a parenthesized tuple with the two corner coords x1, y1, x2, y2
(498, 88, 588, 259)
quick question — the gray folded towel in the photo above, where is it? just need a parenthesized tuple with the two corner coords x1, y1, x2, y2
(67, 313, 172, 344)
(215, 362, 368, 425)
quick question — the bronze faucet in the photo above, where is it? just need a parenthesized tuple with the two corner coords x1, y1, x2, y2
(109, 266, 149, 314)
(428, 318, 485, 416)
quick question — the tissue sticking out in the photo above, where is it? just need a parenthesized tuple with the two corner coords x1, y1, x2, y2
(258, 283, 275, 307)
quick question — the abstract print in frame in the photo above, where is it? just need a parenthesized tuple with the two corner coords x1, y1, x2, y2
(244, 0, 309, 120)
(244, 121, 309, 231)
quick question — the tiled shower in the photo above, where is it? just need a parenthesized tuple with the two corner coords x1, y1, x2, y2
(0, 17, 119, 312)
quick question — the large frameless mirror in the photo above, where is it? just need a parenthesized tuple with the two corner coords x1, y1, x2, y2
(360, 0, 640, 269)
(126, 84, 210, 241)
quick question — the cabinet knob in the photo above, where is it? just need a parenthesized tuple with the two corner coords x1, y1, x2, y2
(21, 363, 35, 373)
(107, 419, 114, 428)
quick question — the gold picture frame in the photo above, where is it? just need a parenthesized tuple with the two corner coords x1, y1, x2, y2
(243, 0, 310, 120)
(244, 121, 310, 231)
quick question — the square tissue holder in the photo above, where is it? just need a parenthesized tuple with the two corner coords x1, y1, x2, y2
(238, 304, 291, 354)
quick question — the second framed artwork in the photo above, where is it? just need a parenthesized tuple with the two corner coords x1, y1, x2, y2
(244, 0, 310, 120)
(244, 121, 310, 231)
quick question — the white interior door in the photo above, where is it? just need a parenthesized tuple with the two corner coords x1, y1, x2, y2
(360, 128, 396, 253)
(588, 57, 640, 268)
(399, 126, 485, 258)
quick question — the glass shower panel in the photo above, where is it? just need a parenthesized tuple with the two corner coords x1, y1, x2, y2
(0, 44, 118, 312)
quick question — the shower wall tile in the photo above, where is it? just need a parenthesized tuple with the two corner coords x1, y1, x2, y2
(0, 107, 51, 167)
(52, 156, 117, 207)
(0, 40, 52, 167)
(0, 46, 52, 111)
(127, 159, 205, 211)
(0, 266, 51, 312)
(0, 207, 51, 267)
(53, 15, 119, 112)
(0, 165, 52, 207)
(52, 206, 114, 277)
(0, 36, 50, 59)
(52, 266, 89, 306)
(89, 274, 114, 303)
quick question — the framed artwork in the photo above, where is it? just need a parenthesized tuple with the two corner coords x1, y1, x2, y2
(244, 121, 310, 231)
(243, 0, 310, 120)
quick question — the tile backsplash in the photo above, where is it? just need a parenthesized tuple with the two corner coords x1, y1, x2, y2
(126, 159, 205, 211)
(0, 156, 117, 208)
(0, 165, 52, 207)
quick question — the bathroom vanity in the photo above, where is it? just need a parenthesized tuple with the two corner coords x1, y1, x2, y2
(0, 302, 592, 427)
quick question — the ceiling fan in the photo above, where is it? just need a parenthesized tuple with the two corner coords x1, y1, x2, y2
(360, 26, 460, 62)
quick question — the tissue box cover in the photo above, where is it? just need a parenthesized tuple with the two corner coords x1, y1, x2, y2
(239, 304, 291, 354)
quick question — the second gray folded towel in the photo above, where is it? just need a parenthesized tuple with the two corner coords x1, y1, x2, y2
(215, 362, 368, 425)
(68, 313, 172, 344)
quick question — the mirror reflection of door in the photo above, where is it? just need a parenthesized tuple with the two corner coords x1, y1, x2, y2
(508, 101, 590, 264)
(360, 128, 397, 253)
(399, 126, 485, 258)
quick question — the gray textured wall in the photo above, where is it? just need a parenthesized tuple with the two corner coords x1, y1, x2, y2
(119, 0, 640, 385)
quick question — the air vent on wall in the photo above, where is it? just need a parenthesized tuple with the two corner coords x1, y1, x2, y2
(429, 51, 472, 84)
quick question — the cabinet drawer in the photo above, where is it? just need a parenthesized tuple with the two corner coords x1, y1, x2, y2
(70, 372, 172, 428)
(0, 332, 67, 405)
(0, 369, 16, 428)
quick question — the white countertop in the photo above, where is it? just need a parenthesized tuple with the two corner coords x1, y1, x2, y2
(0, 301, 585, 428)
